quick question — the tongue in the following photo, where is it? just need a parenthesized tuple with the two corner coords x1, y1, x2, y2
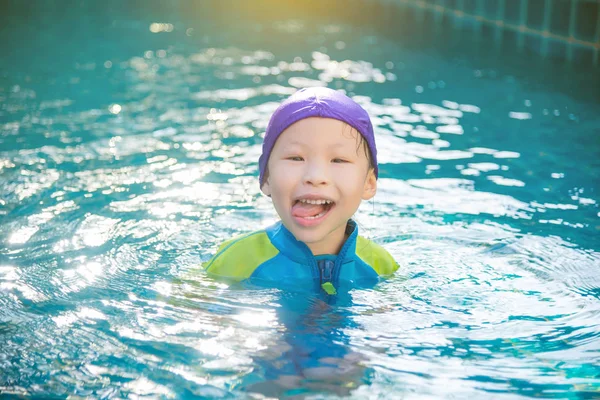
(292, 202, 326, 218)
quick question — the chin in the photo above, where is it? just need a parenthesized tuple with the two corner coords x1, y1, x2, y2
(289, 228, 325, 244)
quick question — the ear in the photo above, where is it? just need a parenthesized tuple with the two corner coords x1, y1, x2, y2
(261, 178, 272, 197)
(361, 169, 377, 200)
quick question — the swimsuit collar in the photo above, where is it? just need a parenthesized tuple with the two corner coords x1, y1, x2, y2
(266, 219, 359, 266)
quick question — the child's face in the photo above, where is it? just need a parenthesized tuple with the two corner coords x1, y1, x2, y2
(262, 117, 376, 255)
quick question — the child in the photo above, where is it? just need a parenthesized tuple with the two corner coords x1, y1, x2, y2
(204, 87, 398, 295)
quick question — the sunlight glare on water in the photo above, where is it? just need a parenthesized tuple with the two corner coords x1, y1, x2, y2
(0, 1, 599, 398)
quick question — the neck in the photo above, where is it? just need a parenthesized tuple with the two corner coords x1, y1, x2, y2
(305, 224, 349, 256)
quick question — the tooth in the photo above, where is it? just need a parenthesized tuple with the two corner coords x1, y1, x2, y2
(299, 199, 334, 205)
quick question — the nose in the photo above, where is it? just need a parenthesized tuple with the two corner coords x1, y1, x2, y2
(303, 160, 330, 186)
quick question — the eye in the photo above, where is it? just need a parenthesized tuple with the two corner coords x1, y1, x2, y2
(332, 158, 349, 163)
(287, 156, 304, 161)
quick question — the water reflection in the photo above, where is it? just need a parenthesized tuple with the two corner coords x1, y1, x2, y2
(0, 2, 599, 398)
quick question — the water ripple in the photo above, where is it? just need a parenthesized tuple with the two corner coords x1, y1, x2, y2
(1, 2, 599, 398)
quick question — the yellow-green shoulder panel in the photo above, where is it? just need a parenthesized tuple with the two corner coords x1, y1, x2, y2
(203, 231, 279, 281)
(356, 236, 399, 276)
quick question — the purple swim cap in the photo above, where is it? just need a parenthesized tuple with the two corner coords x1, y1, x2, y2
(258, 87, 378, 186)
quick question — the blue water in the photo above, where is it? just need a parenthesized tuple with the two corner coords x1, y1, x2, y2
(1, 1, 599, 398)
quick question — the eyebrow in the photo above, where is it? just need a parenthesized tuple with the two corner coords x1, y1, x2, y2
(285, 140, 350, 149)
(285, 140, 307, 147)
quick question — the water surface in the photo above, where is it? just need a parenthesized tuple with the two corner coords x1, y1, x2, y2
(1, 1, 599, 398)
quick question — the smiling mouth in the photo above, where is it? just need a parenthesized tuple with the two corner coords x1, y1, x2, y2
(292, 198, 335, 221)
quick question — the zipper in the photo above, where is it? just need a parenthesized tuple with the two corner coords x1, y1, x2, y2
(318, 259, 337, 295)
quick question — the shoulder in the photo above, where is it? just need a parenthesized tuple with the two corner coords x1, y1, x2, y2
(203, 229, 279, 281)
(355, 235, 399, 276)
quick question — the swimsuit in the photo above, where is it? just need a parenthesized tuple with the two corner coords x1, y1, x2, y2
(204, 219, 398, 294)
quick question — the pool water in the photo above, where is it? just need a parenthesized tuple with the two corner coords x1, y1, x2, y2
(1, 1, 599, 398)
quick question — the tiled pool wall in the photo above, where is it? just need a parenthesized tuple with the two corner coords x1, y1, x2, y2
(371, 0, 600, 66)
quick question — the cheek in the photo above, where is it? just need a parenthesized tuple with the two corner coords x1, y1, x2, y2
(338, 170, 370, 196)
(268, 171, 294, 196)
(333, 165, 365, 181)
